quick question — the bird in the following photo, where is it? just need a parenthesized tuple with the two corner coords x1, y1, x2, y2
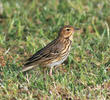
(22, 25, 79, 76)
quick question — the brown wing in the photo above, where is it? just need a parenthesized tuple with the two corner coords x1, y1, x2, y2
(24, 38, 63, 66)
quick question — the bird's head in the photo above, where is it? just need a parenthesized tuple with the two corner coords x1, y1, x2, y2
(59, 25, 79, 41)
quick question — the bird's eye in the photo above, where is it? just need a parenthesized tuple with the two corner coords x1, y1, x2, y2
(66, 28, 70, 31)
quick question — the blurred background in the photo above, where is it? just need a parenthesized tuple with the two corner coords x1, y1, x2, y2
(0, 0, 110, 99)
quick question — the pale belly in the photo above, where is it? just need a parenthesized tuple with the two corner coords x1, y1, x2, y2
(47, 53, 69, 67)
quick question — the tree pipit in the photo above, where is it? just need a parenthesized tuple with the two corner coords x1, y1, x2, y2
(22, 25, 79, 76)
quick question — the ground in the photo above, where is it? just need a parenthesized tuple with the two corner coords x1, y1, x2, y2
(0, 0, 110, 99)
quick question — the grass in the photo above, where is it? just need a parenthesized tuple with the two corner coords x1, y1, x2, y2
(0, 0, 110, 99)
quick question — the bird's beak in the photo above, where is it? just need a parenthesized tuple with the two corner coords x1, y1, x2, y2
(74, 27, 80, 31)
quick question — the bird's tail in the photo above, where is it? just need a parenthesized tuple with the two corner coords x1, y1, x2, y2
(21, 64, 35, 72)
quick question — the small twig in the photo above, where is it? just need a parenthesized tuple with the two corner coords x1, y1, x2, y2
(4, 48, 10, 55)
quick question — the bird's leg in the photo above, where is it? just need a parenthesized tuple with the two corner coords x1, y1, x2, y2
(49, 67, 53, 76)
(55, 66, 59, 69)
